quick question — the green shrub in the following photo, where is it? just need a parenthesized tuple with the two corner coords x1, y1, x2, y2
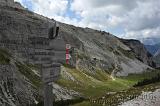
(118, 47, 135, 59)
(133, 73, 160, 87)
(15, 62, 42, 88)
(0, 48, 11, 64)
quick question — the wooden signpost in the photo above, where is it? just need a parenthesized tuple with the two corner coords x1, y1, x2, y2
(27, 22, 65, 106)
(27, 22, 72, 106)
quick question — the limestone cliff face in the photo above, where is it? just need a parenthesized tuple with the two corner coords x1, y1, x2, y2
(0, 1, 155, 105)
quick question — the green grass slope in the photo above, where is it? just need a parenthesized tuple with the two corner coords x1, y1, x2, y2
(56, 67, 132, 98)
(70, 69, 160, 106)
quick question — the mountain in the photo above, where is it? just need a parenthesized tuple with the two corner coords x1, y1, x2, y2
(154, 49, 160, 57)
(139, 37, 160, 45)
(120, 39, 155, 67)
(154, 49, 160, 68)
(145, 43, 160, 68)
(145, 43, 160, 55)
(0, 0, 157, 105)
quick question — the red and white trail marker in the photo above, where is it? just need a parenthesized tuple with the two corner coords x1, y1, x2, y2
(66, 44, 71, 49)
(66, 54, 71, 60)
(66, 44, 71, 64)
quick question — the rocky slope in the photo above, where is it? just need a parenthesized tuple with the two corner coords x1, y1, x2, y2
(0, 0, 156, 105)
(0, 54, 41, 105)
(59, 24, 153, 76)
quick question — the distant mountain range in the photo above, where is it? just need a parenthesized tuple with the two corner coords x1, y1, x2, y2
(145, 43, 160, 68)
(154, 50, 160, 68)
(139, 37, 160, 45)
(154, 48, 160, 56)
(145, 43, 160, 55)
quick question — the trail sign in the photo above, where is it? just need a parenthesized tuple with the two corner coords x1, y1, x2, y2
(0, 19, 65, 106)
(42, 63, 61, 83)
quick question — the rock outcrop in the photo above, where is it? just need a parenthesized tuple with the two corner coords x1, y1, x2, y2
(120, 39, 155, 67)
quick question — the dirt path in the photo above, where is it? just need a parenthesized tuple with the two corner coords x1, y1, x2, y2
(110, 50, 119, 80)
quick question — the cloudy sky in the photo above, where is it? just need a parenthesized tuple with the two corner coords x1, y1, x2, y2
(14, 0, 160, 39)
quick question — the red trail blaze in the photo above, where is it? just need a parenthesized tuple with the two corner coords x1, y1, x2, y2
(66, 44, 71, 64)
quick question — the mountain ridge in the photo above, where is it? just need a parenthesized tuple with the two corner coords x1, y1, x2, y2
(145, 43, 160, 55)
(145, 43, 160, 68)
(139, 37, 160, 45)
(154, 49, 160, 68)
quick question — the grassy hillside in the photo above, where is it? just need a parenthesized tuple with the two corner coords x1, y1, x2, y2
(65, 69, 160, 106)
(73, 82, 160, 106)
(57, 67, 132, 97)
(55, 65, 160, 105)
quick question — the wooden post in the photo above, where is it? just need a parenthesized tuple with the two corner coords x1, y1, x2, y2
(44, 83, 53, 106)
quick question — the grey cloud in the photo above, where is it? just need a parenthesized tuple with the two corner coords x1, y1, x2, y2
(123, 0, 160, 31)
(88, 0, 138, 10)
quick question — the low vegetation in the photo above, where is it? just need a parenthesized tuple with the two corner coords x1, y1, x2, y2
(57, 67, 136, 98)
(0, 48, 11, 64)
(37, 97, 86, 106)
(118, 47, 136, 59)
(71, 69, 160, 106)
(73, 82, 160, 106)
(133, 73, 160, 87)
(15, 62, 42, 88)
